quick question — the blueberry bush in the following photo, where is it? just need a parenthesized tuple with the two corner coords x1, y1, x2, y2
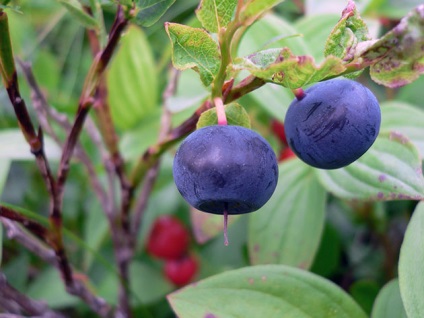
(0, 0, 423, 317)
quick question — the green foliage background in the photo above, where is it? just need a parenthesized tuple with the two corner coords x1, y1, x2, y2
(0, 0, 424, 317)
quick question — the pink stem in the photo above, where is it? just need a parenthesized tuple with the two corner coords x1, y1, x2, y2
(214, 97, 227, 125)
(292, 88, 305, 101)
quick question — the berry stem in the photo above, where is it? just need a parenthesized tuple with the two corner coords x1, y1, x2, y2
(214, 97, 227, 126)
(292, 88, 306, 101)
(224, 208, 229, 246)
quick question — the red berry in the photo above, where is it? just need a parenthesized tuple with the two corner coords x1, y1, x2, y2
(146, 215, 190, 260)
(271, 119, 288, 146)
(279, 147, 296, 162)
(164, 254, 198, 286)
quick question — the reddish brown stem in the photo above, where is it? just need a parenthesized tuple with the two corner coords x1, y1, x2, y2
(292, 88, 306, 101)
(57, 5, 129, 200)
(0, 205, 49, 244)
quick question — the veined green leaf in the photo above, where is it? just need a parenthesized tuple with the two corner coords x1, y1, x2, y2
(361, 4, 424, 87)
(196, 0, 237, 33)
(168, 265, 367, 318)
(232, 47, 346, 89)
(196, 103, 251, 129)
(324, 0, 370, 62)
(107, 25, 158, 131)
(135, 0, 176, 27)
(316, 132, 424, 201)
(380, 101, 424, 157)
(371, 279, 407, 318)
(399, 201, 424, 317)
(249, 159, 326, 268)
(56, 0, 98, 29)
(165, 23, 221, 86)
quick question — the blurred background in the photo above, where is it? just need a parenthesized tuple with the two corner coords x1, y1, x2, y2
(0, 0, 423, 317)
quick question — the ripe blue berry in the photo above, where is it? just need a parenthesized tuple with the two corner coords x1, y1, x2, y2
(284, 79, 381, 169)
(173, 125, 278, 214)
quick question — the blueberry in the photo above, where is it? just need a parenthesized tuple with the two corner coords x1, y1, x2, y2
(284, 79, 381, 169)
(173, 125, 278, 215)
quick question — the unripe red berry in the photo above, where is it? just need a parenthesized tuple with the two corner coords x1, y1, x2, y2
(278, 147, 296, 162)
(146, 215, 190, 260)
(271, 119, 288, 146)
(164, 254, 198, 286)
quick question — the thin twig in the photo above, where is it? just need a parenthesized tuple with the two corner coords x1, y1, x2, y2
(56, 5, 129, 203)
(0, 205, 49, 244)
(131, 69, 180, 244)
(1, 219, 57, 266)
(18, 60, 112, 227)
(0, 219, 113, 317)
(0, 12, 74, 287)
(0, 273, 65, 318)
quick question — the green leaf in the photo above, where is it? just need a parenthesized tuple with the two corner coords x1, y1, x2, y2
(363, 0, 423, 20)
(165, 23, 221, 86)
(56, 0, 98, 29)
(83, 200, 108, 271)
(324, 0, 370, 63)
(167, 69, 209, 113)
(349, 280, 380, 315)
(236, 14, 309, 121)
(107, 25, 158, 131)
(168, 265, 367, 318)
(240, 0, 285, 27)
(0, 5, 22, 14)
(120, 110, 161, 161)
(233, 47, 346, 89)
(27, 268, 80, 308)
(380, 101, 424, 157)
(361, 5, 424, 87)
(399, 201, 424, 318)
(2, 254, 29, 291)
(316, 132, 424, 201)
(195, 0, 237, 33)
(249, 159, 326, 268)
(196, 103, 251, 129)
(295, 14, 340, 63)
(310, 223, 341, 277)
(130, 261, 174, 305)
(371, 279, 407, 318)
(0, 129, 61, 160)
(190, 208, 241, 244)
(135, 0, 176, 27)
